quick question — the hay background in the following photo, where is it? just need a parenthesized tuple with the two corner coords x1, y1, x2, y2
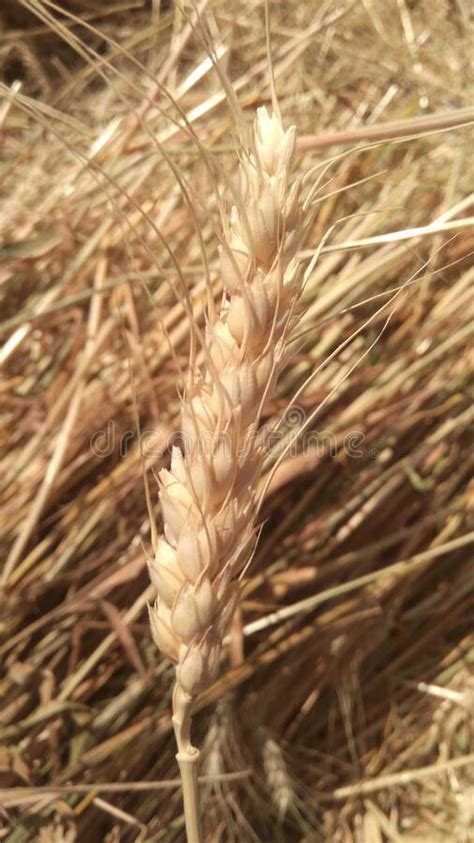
(1, 1, 473, 841)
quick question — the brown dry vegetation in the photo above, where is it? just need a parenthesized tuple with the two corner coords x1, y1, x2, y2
(1, 2, 473, 842)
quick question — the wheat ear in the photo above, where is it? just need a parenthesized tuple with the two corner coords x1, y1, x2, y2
(148, 107, 305, 842)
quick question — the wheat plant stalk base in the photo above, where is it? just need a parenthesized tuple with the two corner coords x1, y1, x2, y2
(172, 687, 202, 843)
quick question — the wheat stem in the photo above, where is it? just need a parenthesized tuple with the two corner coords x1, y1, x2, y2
(172, 686, 202, 842)
(175, 753, 201, 843)
(297, 107, 474, 150)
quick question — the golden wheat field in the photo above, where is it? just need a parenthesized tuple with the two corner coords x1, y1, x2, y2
(1, 2, 473, 842)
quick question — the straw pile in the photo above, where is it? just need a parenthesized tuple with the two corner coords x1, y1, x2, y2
(1, 2, 473, 842)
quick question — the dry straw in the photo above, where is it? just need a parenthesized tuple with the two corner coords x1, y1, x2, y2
(147, 106, 308, 841)
(2, 3, 473, 841)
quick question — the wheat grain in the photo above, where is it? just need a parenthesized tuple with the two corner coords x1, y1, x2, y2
(148, 106, 307, 842)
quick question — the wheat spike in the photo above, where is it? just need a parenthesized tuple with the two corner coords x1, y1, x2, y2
(148, 107, 306, 842)
(38, 822, 77, 843)
(263, 736, 294, 822)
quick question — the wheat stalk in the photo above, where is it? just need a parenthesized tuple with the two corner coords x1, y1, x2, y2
(147, 106, 307, 842)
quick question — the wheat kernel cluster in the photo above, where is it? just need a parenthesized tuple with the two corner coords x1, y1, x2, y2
(148, 108, 305, 719)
